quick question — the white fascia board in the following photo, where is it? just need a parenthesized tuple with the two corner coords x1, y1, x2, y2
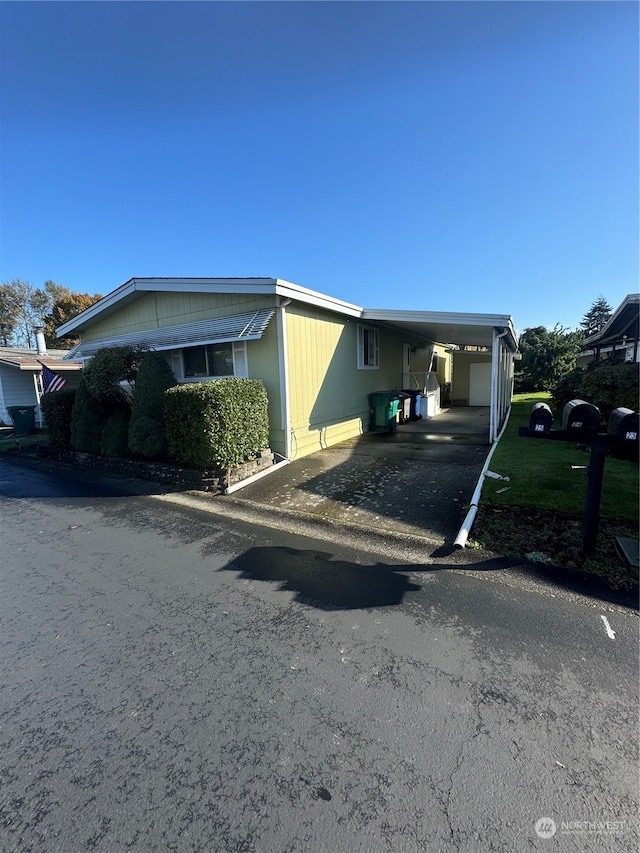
(274, 279, 363, 317)
(362, 309, 518, 349)
(56, 278, 138, 337)
(134, 277, 278, 294)
(56, 275, 363, 338)
(362, 308, 512, 327)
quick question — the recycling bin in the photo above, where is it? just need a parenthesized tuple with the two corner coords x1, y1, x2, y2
(369, 392, 401, 433)
(7, 405, 36, 436)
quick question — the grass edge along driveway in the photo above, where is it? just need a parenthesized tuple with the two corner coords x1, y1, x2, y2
(471, 393, 639, 591)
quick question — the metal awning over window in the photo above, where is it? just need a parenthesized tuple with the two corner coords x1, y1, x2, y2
(65, 308, 276, 360)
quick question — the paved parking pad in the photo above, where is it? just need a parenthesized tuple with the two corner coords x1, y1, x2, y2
(231, 432, 489, 546)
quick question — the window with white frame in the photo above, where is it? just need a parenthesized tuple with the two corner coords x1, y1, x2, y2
(357, 324, 379, 369)
(175, 341, 248, 380)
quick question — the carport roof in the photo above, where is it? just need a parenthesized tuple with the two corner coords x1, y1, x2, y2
(361, 308, 518, 351)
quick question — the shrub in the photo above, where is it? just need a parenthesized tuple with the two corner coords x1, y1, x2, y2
(552, 361, 639, 424)
(164, 378, 270, 469)
(101, 407, 131, 457)
(40, 389, 76, 448)
(550, 366, 587, 415)
(128, 352, 176, 458)
(71, 377, 112, 454)
(578, 362, 639, 421)
(83, 345, 142, 404)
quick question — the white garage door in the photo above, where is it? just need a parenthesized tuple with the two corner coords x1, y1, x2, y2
(469, 362, 492, 406)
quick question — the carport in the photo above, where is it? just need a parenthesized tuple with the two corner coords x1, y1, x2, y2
(361, 308, 519, 442)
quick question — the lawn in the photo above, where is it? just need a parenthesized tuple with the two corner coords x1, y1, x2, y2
(481, 393, 638, 521)
(472, 393, 639, 590)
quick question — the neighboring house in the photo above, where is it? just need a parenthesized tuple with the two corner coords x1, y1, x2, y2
(57, 277, 518, 458)
(577, 293, 640, 368)
(0, 329, 83, 427)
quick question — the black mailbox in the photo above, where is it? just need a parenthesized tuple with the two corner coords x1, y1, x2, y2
(528, 402, 553, 435)
(561, 399, 601, 436)
(607, 408, 639, 442)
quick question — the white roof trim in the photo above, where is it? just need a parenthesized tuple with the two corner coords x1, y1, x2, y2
(65, 308, 276, 360)
(57, 277, 362, 337)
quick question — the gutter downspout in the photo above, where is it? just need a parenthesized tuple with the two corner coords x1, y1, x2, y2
(453, 404, 512, 549)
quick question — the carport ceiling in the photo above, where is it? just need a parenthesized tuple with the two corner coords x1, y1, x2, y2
(361, 309, 518, 350)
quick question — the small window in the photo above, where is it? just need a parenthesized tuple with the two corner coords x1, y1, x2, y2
(183, 343, 234, 378)
(357, 324, 379, 369)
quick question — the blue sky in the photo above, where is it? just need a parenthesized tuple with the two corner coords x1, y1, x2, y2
(1, 1, 637, 333)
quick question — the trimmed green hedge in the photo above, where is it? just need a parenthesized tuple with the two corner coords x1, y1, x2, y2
(128, 352, 176, 458)
(40, 389, 77, 448)
(71, 378, 112, 454)
(164, 378, 270, 469)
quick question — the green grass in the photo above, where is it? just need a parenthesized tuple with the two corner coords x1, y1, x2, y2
(482, 393, 638, 522)
(472, 393, 639, 592)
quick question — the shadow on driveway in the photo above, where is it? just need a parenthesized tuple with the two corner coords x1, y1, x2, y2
(220, 545, 519, 610)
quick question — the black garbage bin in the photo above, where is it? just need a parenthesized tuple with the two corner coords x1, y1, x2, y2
(401, 389, 423, 420)
(7, 405, 36, 436)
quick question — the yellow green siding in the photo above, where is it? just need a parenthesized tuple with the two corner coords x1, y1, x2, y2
(284, 305, 428, 458)
(452, 351, 491, 403)
(245, 314, 285, 458)
(83, 292, 277, 341)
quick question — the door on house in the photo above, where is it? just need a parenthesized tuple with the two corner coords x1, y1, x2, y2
(468, 362, 492, 406)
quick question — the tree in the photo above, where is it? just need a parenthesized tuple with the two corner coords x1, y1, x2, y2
(580, 297, 612, 338)
(0, 278, 102, 349)
(42, 289, 103, 349)
(0, 279, 50, 347)
(0, 283, 20, 346)
(515, 325, 583, 392)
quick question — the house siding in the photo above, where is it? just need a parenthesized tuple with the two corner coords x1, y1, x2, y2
(82, 292, 278, 341)
(0, 369, 38, 424)
(284, 304, 429, 458)
(451, 351, 492, 404)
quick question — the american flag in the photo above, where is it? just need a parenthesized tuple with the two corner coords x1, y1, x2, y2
(41, 364, 68, 393)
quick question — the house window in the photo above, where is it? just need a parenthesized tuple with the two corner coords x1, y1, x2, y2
(357, 325, 379, 369)
(183, 343, 234, 378)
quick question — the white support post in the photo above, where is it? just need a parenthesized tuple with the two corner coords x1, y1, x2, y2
(277, 297, 292, 459)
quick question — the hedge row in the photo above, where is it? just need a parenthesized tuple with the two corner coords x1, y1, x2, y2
(164, 378, 270, 469)
(41, 357, 270, 470)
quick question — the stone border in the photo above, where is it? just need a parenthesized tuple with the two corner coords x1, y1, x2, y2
(34, 445, 275, 493)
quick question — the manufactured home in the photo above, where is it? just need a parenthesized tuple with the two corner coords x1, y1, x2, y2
(57, 278, 518, 458)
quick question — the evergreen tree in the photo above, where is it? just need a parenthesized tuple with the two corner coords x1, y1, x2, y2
(580, 297, 612, 338)
(515, 325, 583, 392)
(128, 352, 176, 458)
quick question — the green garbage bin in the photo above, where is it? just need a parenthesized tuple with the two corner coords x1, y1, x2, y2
(369, 392, 400, 433)
(7, 405, 36, 436)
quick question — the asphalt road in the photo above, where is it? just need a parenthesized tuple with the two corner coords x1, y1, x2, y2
(1, 458, 638, 853)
